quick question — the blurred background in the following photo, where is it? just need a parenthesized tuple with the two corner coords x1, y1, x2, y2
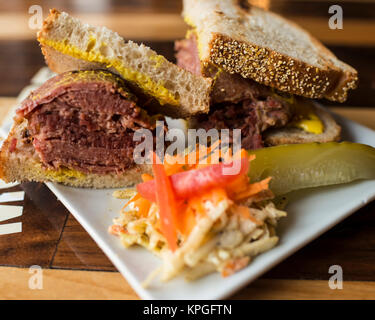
(0, 0, 374, 107)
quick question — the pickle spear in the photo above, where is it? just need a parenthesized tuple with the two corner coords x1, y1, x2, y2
(248, 142, 375, 196)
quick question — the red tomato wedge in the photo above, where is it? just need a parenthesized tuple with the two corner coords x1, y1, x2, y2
(152, 153, 179, 251)
(137, 157, 249, 203)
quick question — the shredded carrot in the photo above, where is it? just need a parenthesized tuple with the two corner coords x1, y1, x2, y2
(122, 193, 151, 218)
(141, 173, 154, 182)
(163, 153, 186, 175)
(232, 177, 272, 201)
(108, 225, 125, 236)
(188, 196, 206, 218)
(119, 146, 273, 253)
(152, 152, 179, 251)
(221, 256, 250, 277)
(201, 188, 229, 207)
(122, 193, 141, 211)
(235, 205, 263, 225)
(176, 201, 197, 238)
(226, 174, 250, 197)
(176, 188, 228, 238)
(224, 154, 255, 198)
(133, 197, 151, 218)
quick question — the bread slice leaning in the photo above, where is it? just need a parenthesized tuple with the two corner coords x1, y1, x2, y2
(183, 0, 358, 102)
(0, 119, 151, 188)
(264, 103, 341, 145)
(38, 9, 211, 118)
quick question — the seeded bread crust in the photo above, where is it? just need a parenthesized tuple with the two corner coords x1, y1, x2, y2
(208, 34, 357, 103)
(183, 0, 358, 102)
(0, 119, 151, 188)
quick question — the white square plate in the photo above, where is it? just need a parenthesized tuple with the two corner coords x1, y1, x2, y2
(2, 105, 375, 299)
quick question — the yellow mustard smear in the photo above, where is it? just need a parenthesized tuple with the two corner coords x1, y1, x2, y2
(291, 106, 324, 134)
(149, 55, 164, 69)
(39, 38, 179, 107)
(293, 116, 324, 134)
(271, 89, 323, 134)
(44, 167, 86, 183)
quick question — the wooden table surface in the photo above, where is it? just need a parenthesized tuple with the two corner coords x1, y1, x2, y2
(0, 0, 375, 300)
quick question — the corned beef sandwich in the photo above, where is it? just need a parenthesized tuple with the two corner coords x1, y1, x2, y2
(0, 10, 211, 188)
(176, 0, 358, 149)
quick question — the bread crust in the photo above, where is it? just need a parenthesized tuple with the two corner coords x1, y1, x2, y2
(207, 33, 357, 103)
(264, 102, 341, 145)
(38, 9, 212, 118)
(183, 0, 358, 103)
(41, 45, 198, 119)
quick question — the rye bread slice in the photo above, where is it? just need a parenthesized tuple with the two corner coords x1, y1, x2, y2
(183, 0, 358, 102)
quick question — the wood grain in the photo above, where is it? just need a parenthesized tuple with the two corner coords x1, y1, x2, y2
(0, 182, 69, 267)
(232, 279, 375, 300)
(52, 215, 116, 271)
(1, 266, 375, 300)
(0, 266, 138, 300)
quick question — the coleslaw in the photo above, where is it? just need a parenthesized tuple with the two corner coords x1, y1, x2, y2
(109, 144, 286, 286)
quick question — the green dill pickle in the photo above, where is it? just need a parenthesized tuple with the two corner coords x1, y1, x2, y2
(248, 142, 375, 196)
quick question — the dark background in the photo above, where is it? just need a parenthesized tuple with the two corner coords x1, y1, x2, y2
(0, 0, 374, 107)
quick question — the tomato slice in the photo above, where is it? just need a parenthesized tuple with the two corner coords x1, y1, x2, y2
(137, 157, 249, 202)
(152, 153, 178, 251)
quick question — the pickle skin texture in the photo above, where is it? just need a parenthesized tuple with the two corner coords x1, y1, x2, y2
(248, 142, 375, 196)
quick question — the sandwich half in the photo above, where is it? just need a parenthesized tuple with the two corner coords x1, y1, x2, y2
(0, 10, 212, 188)
(176, 0, 358, 149)
(38, 9, 211, 118)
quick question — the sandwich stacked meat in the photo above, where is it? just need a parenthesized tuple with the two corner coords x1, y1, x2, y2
(175, 0, 358, 149)
(16, 70, 156, 175)
(0, 4, 359, 189)
(0, 9, 211, 188)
